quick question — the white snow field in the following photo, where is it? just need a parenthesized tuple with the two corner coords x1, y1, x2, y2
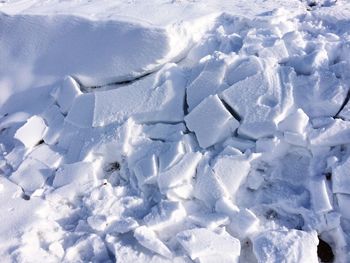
(1, 0, 350, 262)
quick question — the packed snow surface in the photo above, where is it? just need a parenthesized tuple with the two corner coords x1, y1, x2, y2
(1, 0, 350, 262)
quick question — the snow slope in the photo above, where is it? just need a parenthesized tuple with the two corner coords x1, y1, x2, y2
(1, 0, 350, 262)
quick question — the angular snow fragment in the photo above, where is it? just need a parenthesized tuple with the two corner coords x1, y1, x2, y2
(194, 163, 228, 208)
(158, 152, 202, 195)
(215, 197, 259, 238)
(52, 76, 82, 114)
(221, 71, 288, 139)
(292, 71, 347, 118)
(176, 228, 240, 261)
(42, 105, 64, 145)
(27, 144, 62, 169)
(186, 56, 228, 111)
(278, 108, 309, 134)
(65, 93, 95, 128)
(158, 141, 185, 172)
(283, 131, 307, 147)
(14, 115, 47, 148)
(143, 123, 185, 142)
(133, 154, 158, 187)
(87, 215, 107, 232)
(287, 48, 328, 75)
(336, 194, 350, 219)
(108, 217, 139, 234)
(212, 154, 250, 200)
(53, 161, 96, 188)
(310, 119, 350, 147)
(222, 137, 255, 152)
(339, 100, 350, 120)
(184, 95, 239, 148)
(64, 234, 109, 262)
(10, 158, 52, 193)
(187, 212, 229, 229)
(259, 39, 289, 62)
(332, 156, 350, 194)
(252, 230, 319, 263)
(144, 201, 186, 235)
(309, 176, 333, 213)
(225, 56, 263, 86)
(134, 226, 173, 259)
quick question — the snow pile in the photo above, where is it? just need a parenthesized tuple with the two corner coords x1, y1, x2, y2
(1, 1, 350, 262)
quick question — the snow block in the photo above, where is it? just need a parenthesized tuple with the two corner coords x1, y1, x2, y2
(221, 72, 283, 139)
(278, 108, 309, 134)
(144, 201, 186, 236)
(52, 76, 82, 114)
(42, 105, 64, 145)
(66, 93, 95, 128)
(212, 155, 251, 200)
(336, 194, 350, 220)
(310, 119, 350, 147)
(159, 141, 185, 172)
(133, 154, 158, 187)
(14, 115, 47, 148)
(194, 163, 228, 208)
(53, 161, 96, 188)
(333, 156, 350, 194)
(215, 197, 259, 238)
(10, 158, 52, 193)
(158, 152, 202, 197)
(176, 228, 240, 261)
(134, 226, 172, 259)
(186, 55, 227, 111)
(252, 230, 319, 263)
(309, 176, 333, 213)
(184, 95, 239, 148)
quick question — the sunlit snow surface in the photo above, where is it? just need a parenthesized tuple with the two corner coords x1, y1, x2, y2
(0, 0, 350, 262)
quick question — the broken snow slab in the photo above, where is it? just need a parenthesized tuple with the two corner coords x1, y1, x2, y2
(52, 161, 96, 188)
(184, 95, 239, 149)
(332, 155, 350, 195)
(134, 225, 173, 259)
(252, 229, 319, 263)
(10, 158, 52, 193)
(212, 154, 251, 200)
(221, 68, 293, 139)
(93, 64, 186, 127)
(176, 228, 240, 261)
(158, 152, 202, 199)
(144, 200, 186, 240)
(51, 76, 82, 114)
(14, 115, 47, 149)
(310, 119, 350, 147)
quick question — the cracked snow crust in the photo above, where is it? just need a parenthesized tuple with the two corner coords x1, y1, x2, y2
(1, 0, 350, 262)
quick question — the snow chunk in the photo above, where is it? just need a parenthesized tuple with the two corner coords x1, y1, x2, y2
(278, 108, 309, 134)
(14, 116, 47, 148)
(212, 155, 251, 200)
(215, 197, 259, 238)
(144, 201, 186, 238)
(65, 93, 94, 128)
(310, 119, 350, 146)
(52, 76, 82, 114)
(336, 194, 350, 220)
(194, 163, 228, 208)
(176, 228, 240, 261)
(53, 162, 96, 188)
(333, 156, 350, 194)
(133, 154, 158, 187)
(159, 141, 185, 172)
(184, 95, 239, 148)
(10, 158, 52, 193)
(134, 225, 173, 259)
(158, 152, 202, 198)
(42, 105, 64, 145)
(186, 55, 227, 111)
(221, 69, 291, 139)
(252, 230, 319, 263)
(309, 176, 333, 213)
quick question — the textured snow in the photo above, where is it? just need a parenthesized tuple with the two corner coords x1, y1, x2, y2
(2, 0, 350, 262)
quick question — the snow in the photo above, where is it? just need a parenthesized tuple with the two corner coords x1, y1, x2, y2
(184, 95, 239, 148)
(2, 0, 350, 262)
